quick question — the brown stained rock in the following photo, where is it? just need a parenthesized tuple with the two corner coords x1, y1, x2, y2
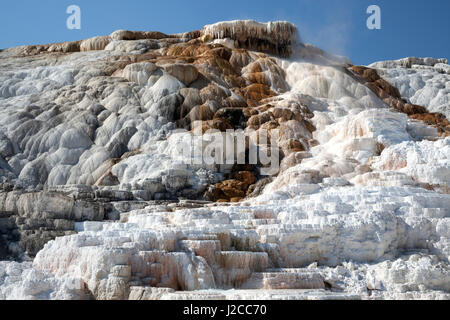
(247, 109, 280, 130)
(7, 40, 83, 57)
(12, 45, 51, 56)
(48, 41, 82, 53)
(374, 79, 402, 99)
(208, 47, 233, 61)
(7, 40, 83, 56)
(163, 63, 199, 86)
(109, 30, 172, 41)
(201, 20, 298, 58)
(214, 108, 247, 129)
(246, 177, 274, 198)
(303, 119, 317, 133)
(271, 108, 293, 121)
(375, 142, 386, 157)
(232, 171, 256, 187)
(80, 36, 111, 51)
(180, 30, 202, 41)
(101, 34, 288, 148)
(188, 73, 211, 91)
(210, 171, 256, 202)
(241, 84, 276, 106)
(280, 151, 312, 172)
(230, 49, 253, 71)
(200, 83, 230, 104)
(200, 118, 234, 133)
(155, 56, 194, 66)
(244, 61, 264, 74)
(94, 159, 121, 187)
(349, 65, 450, 137)
(255, 104, 273, 113)
(410, 113, 449, 125)
(350, 65, 402, 99)
(150, 40, 261, 138)
(259, 120, 280, 133)
(402, 104, 428, 115)
(195, 55, 245, 88)
(248, 114, 265, 127)
(104, 52, 162, 76)
(94, 150, 142, 187)
(106, 56, 157, 70)
(244, 97, 316, 163)
(95, 173, 120, 187)
(213, 180, 246, 200)
(187, 104, 215, 123)
(221, 94, 248, 109)
(177, 88, 203, 120)
(242, 57, 289, 93)
(243, 108, 259, 118)
(279, 120, 313, 142)
(351, 66, 380, 82)
(165, 42, 213, 57)
(288, 139, 306, 152)
(16, 24, 317, 206)
(245, 72, 271, 86)
(410, 113, 450, 136)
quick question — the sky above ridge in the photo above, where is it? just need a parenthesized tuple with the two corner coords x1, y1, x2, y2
(0, 0, 448, 65)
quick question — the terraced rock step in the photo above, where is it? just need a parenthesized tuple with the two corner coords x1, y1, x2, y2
(130, 289, 361, 301)
(214, 251, 269, 288)
(240, 269, 326, 290)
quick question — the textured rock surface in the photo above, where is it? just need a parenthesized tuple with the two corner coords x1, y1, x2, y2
(0, 185, 150, 259)
(370, 58, 450, 119)
(0, 20, 449, 300)
(201, 20, 299, 57)
(350, 65, 449, 136)
(0, 261, 91, 300)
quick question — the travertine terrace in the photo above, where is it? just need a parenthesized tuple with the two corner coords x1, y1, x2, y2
(0, 20, 449, 300)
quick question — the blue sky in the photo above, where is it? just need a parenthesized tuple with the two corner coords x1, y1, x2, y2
(0, 0, 448, 65)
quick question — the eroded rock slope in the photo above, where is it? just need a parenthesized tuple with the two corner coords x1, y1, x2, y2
(0, 20, 449, 300)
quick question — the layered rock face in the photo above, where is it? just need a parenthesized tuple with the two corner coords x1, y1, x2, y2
(370, 57, 450, 119)
(201, 20, 299, 57)
(0, 20, 449, 300)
